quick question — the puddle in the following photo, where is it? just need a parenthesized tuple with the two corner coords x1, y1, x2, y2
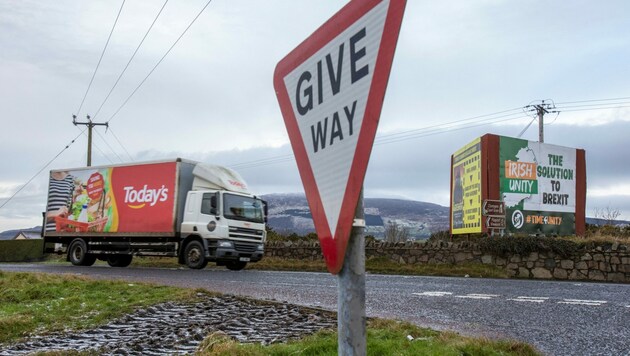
(0, 295, 336, 355)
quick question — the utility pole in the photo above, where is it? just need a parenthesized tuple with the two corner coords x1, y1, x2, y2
(524, 100, 556, 143)
(73, 115, 108, 166)
(535, 102, 548, 143)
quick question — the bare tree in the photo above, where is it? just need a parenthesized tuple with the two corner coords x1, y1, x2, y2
(593, 206, 622, 226)
(384, 220, 409, 242)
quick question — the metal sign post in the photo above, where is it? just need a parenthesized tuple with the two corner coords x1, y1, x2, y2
(338, 191, 366, 355)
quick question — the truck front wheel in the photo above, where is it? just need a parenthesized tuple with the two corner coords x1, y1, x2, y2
(68, 239, 96, 266)
(107, 255, 133, 267)
(184, 241, 208, 269)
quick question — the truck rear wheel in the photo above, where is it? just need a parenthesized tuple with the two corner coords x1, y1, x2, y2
(68, 239, 96, 266)
(107, 255, 133, 268)
(184, 241, 208, 269)
(226, 261, 247, 271)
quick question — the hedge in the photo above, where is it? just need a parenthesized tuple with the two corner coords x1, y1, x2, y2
(0, 239, 44, 262)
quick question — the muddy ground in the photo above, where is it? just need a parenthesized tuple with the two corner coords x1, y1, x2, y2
(0, 294, 337, 355)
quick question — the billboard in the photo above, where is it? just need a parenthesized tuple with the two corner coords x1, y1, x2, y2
(449, 134, 585, 236)
(45, 162, 177, 234)
(500, 137, 576, 235)
(451, 137, 482, 234)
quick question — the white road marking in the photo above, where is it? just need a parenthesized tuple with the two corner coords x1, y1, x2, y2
(558, 299, 607, 306)
(507, 296, 549, 303)
(413, 291, 453, 297)
(455, 294, 500, 300)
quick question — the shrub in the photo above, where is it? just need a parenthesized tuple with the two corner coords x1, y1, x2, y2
(0, 239, 44, 262)
(478, 236, 584, 259)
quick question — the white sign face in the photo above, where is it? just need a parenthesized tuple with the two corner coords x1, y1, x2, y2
(502, 139, 577, 213)
(282, 1, 388, 236)
(275, 0, 406, 274)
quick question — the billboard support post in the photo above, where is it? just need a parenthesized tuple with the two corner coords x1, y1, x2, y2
(338, 190, 366, 355)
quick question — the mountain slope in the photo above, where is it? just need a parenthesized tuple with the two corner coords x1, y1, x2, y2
(263, 193, 449, 239)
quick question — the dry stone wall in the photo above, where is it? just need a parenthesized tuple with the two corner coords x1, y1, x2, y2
(264, 240, 630, 283)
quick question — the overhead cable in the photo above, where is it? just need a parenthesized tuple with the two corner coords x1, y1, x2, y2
(108, 127, 135, 162)
(0, 130, 86, 210)
(92, 0, 169, 120)
(75, 0, 126, 117)
(106, 0, 214, 123)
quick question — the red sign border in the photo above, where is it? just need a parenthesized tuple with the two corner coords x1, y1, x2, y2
(274, 0, 406, 274)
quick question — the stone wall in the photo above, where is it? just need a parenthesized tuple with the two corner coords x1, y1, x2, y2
(264, 240, 630, 283)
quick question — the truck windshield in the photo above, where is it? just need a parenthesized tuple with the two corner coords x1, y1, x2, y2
(223, 193, 264, 223)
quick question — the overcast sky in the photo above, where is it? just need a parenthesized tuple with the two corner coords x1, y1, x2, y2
(1, 0, 629, 231)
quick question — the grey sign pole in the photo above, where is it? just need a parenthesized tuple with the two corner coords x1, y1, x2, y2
(338, 190, 366, 355)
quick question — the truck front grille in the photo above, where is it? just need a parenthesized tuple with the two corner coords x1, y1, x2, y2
(234, 242, 258, 253)
(229, 227, 264, 241)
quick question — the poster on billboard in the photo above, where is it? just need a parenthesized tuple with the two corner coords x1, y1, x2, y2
(451, 137, 482, 234)
(45, 162, 177, 234)
(499, 137, 577, 234)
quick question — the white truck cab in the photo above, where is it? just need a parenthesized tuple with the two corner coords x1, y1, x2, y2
(179, 164, 266, 270)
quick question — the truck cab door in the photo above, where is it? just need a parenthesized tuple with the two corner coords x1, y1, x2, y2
(199, 192, 220, 236)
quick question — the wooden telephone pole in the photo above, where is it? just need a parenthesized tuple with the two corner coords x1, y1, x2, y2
(73, 115, 108, 166)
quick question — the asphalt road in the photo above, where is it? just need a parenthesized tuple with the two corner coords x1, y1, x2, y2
(1, 263, 629, 355)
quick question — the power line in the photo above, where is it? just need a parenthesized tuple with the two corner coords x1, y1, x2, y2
(555, 96, 630, 105)
(230, 114, 531, 170)
(75, 0, 126, 117)
(557, 105, 630, 113)
(375, 111, 526, 145)
(0, 130, 86, 210)
(106, 0, 214, 124)
(92, 0, 169, 120)
(108, 127, 135, 162)
(229, 108, 524, 169)
(374, 115, 529, 146)
(95, 130, 124, 163)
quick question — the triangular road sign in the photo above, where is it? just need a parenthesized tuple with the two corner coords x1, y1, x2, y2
(274, 0, 406, 274)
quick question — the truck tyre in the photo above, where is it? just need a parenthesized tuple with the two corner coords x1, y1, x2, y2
(107, 255, 133, 268)
(184, 241, 208, 269)
(68, 239, 96, 266)
(226, 261, 247, 271)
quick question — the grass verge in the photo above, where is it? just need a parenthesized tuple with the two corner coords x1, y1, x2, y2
(0, 271, 203, 345)
(0, 272, 539, 355)
(197, 318, 539, 356)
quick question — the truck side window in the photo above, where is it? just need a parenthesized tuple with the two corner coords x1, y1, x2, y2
(201, 193, 218, 215)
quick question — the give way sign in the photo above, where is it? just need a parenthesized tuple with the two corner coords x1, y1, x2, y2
(274, 0, 406, 274)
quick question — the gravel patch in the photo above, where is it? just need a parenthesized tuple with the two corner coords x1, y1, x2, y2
(0, 294, 336, 355)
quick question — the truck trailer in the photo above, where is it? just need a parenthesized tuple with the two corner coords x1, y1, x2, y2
(43, 158, 267, 270)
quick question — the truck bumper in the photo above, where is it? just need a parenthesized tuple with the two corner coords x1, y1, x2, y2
(210, 243, 264, 263)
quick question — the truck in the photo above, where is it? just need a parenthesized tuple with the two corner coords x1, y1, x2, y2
(42, 158, 267, 270)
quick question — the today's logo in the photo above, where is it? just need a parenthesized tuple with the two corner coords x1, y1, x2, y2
(123, 185, 169, 209)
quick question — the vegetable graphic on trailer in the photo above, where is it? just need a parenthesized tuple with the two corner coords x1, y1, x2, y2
(274, 0, 406, 274)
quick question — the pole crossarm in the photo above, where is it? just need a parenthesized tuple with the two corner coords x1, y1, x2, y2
(72, 115, 109, 166)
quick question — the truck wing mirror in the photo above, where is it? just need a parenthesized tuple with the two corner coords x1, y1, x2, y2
(262, 200, 268, 224)
(210, 194, 219, 218)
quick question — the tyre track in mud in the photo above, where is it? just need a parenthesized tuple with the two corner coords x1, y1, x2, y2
(0, 295, 336, 355)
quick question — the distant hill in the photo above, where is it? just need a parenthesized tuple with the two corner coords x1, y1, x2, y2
(585, 217, 630, 226)
(2, 203, 626, 241)
(263, 193, 450, 240)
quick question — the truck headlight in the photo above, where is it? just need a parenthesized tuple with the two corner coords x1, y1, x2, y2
(218, 241, 233, 248)
(257, 244, 264, 251)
